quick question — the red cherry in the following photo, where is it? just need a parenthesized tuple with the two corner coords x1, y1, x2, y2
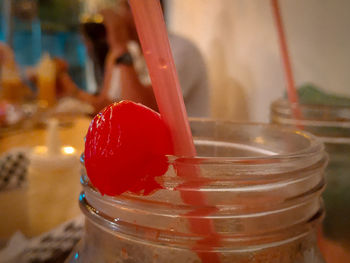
(84, 101, 174, 196)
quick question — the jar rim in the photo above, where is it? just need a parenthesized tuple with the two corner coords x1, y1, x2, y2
(273, 97, 350, 111)
(271, 98, 350, 127)
(81, 120, 325, 175)
(166, 119, 325, 170)
(80, 120, 326, 192)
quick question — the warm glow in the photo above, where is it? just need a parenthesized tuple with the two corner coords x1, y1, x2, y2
(34, 146, 47, 154)
(254, 136, 265, 144)
(295, 130, 311, 140)
(62, 146, 76, 155)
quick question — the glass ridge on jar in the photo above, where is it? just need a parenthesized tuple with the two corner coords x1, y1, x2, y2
(66, 120, 327, 263)
(271, 99, 350, 259)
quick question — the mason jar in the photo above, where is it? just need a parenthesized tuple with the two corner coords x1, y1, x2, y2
(271, 99, 350, 261)
(66, 120, 327, 262)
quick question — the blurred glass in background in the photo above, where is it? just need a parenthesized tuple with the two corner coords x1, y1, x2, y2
(0, 0, 86, 89)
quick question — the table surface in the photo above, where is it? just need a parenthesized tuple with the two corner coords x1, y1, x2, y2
(0, 116, 91, 244)
(0, 116, 91, 154)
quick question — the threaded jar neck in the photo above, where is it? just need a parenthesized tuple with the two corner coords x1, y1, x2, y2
(271, 98, 350, 143)
(80, 121, 327, 251)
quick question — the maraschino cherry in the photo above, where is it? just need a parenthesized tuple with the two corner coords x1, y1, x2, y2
(84, 101, 173, 196)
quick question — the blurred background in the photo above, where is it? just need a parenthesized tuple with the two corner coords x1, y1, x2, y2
(1, 0, 85, 88)
(1, 0, 349, 122)
(167, 0, 350, 121)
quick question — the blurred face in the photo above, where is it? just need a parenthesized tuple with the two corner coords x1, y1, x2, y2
(100, 1, 139, 49)
(115, 0, 138, 41)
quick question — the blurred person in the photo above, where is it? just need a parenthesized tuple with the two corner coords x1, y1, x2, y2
(58, 0, 210, 116)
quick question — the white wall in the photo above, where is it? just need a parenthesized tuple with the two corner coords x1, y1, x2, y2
(167, 0, 350, 122)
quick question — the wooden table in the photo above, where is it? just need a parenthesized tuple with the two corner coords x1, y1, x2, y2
(0, 115, 91, 244)
(0, 116, 91, 154)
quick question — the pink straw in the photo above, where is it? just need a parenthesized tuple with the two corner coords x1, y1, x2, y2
(128, 0, 220, 262)
(271, 0, 303, 124)
(128, 0, 195, 157)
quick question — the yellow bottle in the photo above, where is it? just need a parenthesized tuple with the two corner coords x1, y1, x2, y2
(37, 53, 56, 107)
(0, 61, 23, 103)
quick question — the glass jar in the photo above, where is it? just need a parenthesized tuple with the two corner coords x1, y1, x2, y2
(271, 99, 350, 261)
(66, 120, 327, 263)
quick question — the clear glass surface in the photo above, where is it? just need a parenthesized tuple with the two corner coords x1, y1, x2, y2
(66, 120, 327, 263)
